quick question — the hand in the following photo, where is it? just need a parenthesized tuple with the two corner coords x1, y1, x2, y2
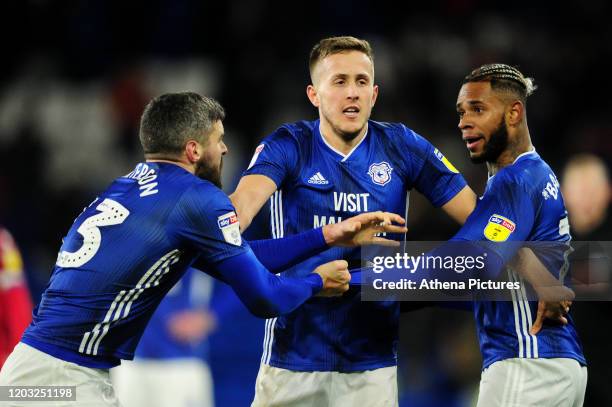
(322, 211, 407, 247)
(530, 299, 573, 335)
(314, 260, 351, 297)
(167, 310, 217, 343)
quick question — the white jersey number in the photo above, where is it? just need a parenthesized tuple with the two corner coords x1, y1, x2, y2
(56, 199, 130, 268)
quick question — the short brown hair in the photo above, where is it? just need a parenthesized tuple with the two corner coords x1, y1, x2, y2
(139, 92, 225, 155)
(309, 36, 374, 79)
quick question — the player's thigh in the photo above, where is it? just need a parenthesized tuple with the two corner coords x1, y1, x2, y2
(113, 358, 213, 407)
(0, 342, 120, 407)
(477, 358, 585, 407)
(251, 364, 330, 407)
(149, 359, 213, 407)
(572, 363, 587, 407)
(333, 366, 398, 407)
(111, 360, 150, 407)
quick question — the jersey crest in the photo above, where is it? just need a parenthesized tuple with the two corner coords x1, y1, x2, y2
(367, 162, 393, 186)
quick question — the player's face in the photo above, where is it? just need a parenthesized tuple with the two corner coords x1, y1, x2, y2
(309, 51, 378, 142)
(196, 120, 227, 188)
(456, 82, 509, 164)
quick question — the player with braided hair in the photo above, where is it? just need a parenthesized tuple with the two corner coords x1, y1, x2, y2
(455, 63, 587, 406)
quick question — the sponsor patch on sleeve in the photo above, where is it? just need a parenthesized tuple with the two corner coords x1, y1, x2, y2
(247, 144, 265, 170)
(217, 211, 242, 246)
(434, 148, 459, 174)
(484, 214, 516, 242)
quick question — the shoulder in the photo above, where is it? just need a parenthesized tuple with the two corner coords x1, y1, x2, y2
(370, 120, 433, 154)
(498, 154, 554, 193)
(175, 179, 233, 214)
(262, 120, 317, 145)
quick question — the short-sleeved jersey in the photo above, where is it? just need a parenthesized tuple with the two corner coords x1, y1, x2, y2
(22, 162, 249, 368)
(453, 150, 586, 369)
(244, 119, 467, 371)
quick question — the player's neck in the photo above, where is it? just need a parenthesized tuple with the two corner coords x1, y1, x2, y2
(319, 121, 368, 156)
(145, 158, 195, 174)
(487, 130, 533, 176)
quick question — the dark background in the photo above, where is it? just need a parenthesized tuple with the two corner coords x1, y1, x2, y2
(0, 1, 610, 405)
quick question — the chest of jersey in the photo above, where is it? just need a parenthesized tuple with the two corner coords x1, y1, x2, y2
(281, 147, 407, 232)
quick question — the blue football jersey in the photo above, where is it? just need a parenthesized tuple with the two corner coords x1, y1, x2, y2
(22, 162, 248, 368)
(244, 119, 467, 371)
(133, 268, 213, 360)
(453, 150, 586, 369)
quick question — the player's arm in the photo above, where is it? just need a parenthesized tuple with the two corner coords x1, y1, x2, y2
(441, 185, 477, 225)
(208, 250, 349, 318)
(173, 184, 352, 318)
(231, 129, 299, 231)
(406, 130, 474, 224)
(247, 212, 406, 273)
(354, 178, 532, 285)
(230, 174, 277, 231)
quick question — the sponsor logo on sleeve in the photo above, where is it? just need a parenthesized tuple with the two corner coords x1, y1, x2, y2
(434, 148, 459, 174)
(247, 144, 265, 170)
(217, 211, 242, 246)
(484, 214, 516, 242)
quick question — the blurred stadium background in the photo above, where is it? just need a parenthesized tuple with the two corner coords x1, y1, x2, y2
(0, 1, 610, 406)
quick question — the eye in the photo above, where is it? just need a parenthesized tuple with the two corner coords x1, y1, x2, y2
(358, 79, 368, 86)
(457, 111, 465, 118)
(334, 79, 345, 85)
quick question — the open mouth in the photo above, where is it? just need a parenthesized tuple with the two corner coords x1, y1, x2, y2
(343, 106, 360, 118)
(463, 135, 484, 151)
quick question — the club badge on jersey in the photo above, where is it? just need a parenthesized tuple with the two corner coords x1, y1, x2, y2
(484, 214, 516, 242)
(217, 211, 241, 246)
(367, 162, 393, 186)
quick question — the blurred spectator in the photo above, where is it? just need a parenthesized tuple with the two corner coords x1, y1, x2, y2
(561, 153, 612, 406)
(562, 154, 611, 240)
(0, 227, 33, 367)
(111, 269, 217, 407)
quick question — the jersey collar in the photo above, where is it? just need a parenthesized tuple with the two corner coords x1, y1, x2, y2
(487, 147, 538, 180)
(512, 147, 537, 165)
(316, 120, 369, 162)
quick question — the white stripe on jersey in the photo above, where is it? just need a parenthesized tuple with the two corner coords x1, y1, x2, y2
(517, 273, 538, 358)
(262, 191, 283, 365)
(508, 269, 538, 359)
(509, 272, 525, 358)
(78, 249, 181, 356)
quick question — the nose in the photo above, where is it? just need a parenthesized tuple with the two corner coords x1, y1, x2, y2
(458, 115, 471, 131)
(221, 141, 228, 155)
(346, 82, 359, 100)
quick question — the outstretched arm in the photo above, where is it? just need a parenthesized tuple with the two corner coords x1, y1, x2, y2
(207, 250, 349, 318)
(248, 212, 407, 273)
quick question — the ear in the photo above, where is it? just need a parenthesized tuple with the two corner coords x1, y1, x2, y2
(371, 84, 379, 107)
(507, 100, 524, 126)
(306, 84, 320, 108)
(185, 140, 201, 164)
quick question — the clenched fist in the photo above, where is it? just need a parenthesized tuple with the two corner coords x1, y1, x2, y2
(314, 260, 351, 297)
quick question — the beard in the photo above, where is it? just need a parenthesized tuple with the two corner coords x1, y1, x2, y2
(195, 156, 223, 188)
(471, 117, 509, 164)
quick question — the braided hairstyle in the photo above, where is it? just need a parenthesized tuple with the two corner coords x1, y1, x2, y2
(462, 63, 537, 103)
